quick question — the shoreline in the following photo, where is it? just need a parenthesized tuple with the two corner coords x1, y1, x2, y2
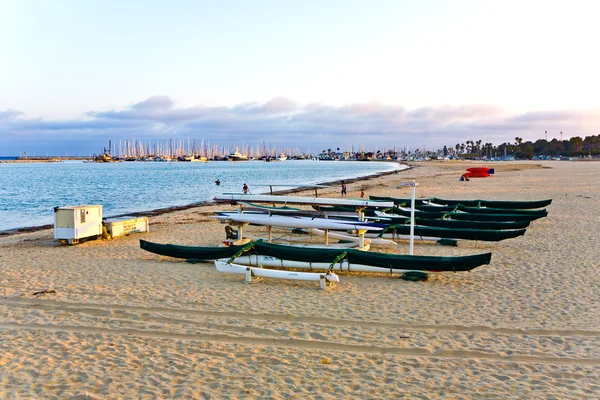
(0, 163, 407, 237)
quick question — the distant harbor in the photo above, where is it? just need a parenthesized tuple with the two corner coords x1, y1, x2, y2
(2, 139, 420, 163)
(13, 131, 600, 164)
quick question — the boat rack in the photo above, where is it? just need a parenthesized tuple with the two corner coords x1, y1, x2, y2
(252, 184, 331, 197)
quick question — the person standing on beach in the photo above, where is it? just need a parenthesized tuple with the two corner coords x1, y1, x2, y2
(360, 189, 365, 198)
(243, 183, 249, 194)
(341, 181, 347, 196)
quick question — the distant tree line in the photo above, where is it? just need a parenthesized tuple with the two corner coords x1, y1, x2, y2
(442, 134, 600, 160)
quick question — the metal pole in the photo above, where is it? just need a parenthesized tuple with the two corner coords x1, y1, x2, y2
(400, 181, 418, 255)
(410, 180, 415, 255)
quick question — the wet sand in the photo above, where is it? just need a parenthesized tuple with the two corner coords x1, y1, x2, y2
(0, 160, 598, 399)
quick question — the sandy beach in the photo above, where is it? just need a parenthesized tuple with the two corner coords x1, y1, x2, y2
(0, 160, 598, 399)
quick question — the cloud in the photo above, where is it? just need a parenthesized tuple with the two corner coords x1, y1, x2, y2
(0, 109, 24, 120)
(132, 95, 174, 110)
(1, 97, 599, 156)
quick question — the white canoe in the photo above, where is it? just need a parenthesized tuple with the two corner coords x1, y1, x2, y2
(215, 260, 340, 282)
(215, 213, 384, 231)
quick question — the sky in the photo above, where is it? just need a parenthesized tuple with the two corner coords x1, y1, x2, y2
(1, 0, 600, 156)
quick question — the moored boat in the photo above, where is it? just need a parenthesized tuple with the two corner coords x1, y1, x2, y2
(226, 147, 249, 161)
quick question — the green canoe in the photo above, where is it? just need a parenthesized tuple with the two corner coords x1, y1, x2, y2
(140, 240, 492, 273)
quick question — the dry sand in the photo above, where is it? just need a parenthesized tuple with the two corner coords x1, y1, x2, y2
(0, 160, 598, 399)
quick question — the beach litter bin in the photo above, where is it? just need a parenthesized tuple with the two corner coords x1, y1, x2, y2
(103, 216, 149, 238)
(54, 205, 103, 245)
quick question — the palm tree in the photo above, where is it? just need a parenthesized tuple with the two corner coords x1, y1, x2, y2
(515, 137, 523, 148)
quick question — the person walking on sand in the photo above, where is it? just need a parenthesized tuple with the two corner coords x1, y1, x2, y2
(341, 181, 347, 196)
(243, 183, 249, 194)
(360, 189, 365, 198)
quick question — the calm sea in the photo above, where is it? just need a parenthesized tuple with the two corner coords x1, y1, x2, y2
(0, 160, 404, 232)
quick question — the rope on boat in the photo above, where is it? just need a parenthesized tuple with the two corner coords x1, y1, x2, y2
(226, 242, 256, 264)
(328, 252, 348, 273)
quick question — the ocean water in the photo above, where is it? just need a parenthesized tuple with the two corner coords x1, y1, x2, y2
(0, 160, 403, 232)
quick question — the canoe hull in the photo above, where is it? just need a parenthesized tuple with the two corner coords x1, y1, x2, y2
(140, 240, 492, 273)
(370, 195, 552, 209)
(390, 207, 544, 222)
(224, 253, 491, 274)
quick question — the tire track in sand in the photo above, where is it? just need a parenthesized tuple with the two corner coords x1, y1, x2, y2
(0, 321, 598, 366)
(2, 297, 599, 338)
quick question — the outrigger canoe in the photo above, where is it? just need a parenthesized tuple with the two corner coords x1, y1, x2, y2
(311, 205, 543, 222)
(139, 240, 492, 274)
(415, 204, 548, 216)
(455, 205, 547, 216)
(430, 197, 551, 209)
(388, 207, 546, 222)
(369, 195, 552, 209)
(394, 217, 530, 231)
(216, 210, 528, 242)
(374, 224, 526, 242)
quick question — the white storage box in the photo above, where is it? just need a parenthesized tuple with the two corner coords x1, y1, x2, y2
(54, 205, 103, 244)
(103, 216, 149, 238)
